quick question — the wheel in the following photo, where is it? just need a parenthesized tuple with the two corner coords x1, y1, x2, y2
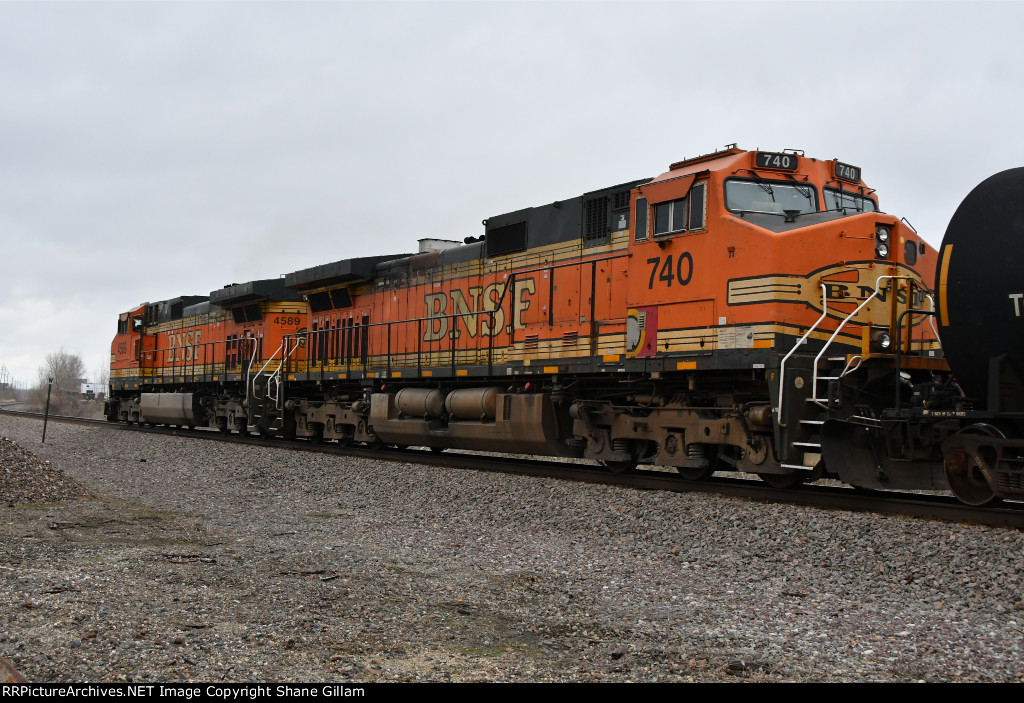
(757, 472, 805, 489)
(602, 460, 638, 474)
(674, 466, 713, 481)
(945, 458, 996, 506)
(945, 424, 1002, 506)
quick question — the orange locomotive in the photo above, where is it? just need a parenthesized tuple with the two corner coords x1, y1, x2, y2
(108, 280, 307, 433)
(108, 146, 952, 495)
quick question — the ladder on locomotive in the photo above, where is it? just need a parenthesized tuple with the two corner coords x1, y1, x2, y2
(776, 276, 936, 469)
(246, 336, 301, 432)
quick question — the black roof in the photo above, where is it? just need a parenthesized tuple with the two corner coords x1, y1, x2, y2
(209, 278, 304, 306)
(284, 254, 409, 291)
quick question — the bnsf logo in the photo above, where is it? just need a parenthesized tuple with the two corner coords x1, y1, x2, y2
(423, 278, 536, 341)
(166, 329, 203, 362)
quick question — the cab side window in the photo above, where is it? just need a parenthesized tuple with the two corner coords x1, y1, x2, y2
(650, 182, 708, 238)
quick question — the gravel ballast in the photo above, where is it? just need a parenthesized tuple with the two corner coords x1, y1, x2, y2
(1, 414, 1022, 682)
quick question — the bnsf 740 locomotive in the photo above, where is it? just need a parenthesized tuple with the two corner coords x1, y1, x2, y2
(107, 146, 1024, 506)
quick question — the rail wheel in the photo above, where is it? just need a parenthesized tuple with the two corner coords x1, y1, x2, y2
(757, 471, 805, 489)
(603, 459, 638, 474)
(945, 424, 1001, 506)
(675, 466, 713, 481)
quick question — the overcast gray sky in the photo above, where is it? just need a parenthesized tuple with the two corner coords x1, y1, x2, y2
(2, 0, 1022, 386)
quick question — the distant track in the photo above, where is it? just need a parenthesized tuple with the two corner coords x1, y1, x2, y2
(3, 406, 1022, 529)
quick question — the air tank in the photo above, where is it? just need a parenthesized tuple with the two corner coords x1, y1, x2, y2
(394, 388, 446, 419)
(444, 387, 501, 420)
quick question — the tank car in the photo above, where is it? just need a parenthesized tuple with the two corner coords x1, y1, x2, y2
(929, 168, 1024, 504)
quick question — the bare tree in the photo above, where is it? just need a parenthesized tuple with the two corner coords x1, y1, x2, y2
(32, 348, 86, 415)
(93, 357, 110, 394)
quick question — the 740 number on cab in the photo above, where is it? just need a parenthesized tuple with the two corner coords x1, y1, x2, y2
(646, 253, 693, 289)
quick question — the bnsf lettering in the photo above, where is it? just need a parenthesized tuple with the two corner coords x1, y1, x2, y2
(823, 284, 927, 306)
(423, 279, 535, 341)
(166, 329, 203, 362)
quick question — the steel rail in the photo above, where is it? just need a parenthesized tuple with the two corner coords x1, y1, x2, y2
(2, 408, 1022, 529)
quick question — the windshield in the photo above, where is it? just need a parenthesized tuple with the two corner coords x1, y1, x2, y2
(725, 179, 817, 215)
(824, 188, 877, 213)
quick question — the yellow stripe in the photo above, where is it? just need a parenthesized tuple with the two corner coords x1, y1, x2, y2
(456, 369, 468, 376)
(543, 366, 559, 374)
(391, 371, 402, 378)
(938, 244, 953, 326)
(752, 339, 772, 349)
(602, 354, 621, 362)
(677, 361, 697, 370)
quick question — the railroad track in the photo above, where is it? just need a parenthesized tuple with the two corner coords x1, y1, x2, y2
(3, 407, 1023, 529)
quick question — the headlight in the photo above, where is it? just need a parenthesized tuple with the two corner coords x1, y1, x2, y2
(875, 225, 890, 242)
(876, 242, 889, 258)
(871, 329, 892, 352)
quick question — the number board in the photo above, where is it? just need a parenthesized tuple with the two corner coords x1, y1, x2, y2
(834, 161, 862, 182)
(755, 152, 799, 171)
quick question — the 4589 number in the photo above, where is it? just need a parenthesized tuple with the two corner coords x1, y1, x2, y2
(647, 253, 694, 289)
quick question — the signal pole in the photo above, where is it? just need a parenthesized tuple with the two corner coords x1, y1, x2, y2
(42, 377, 53, 443)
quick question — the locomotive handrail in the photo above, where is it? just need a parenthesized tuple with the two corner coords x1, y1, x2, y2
(244, 337, 260, 410)
(839, 355, 863, 378)
(294, 272, 522, 377)
(895, 306, 939, 408)
(810, 274, 900, 407)
(925, 292, 939, 343)
(252, 338, 303, 413)
(776, 283, 828, 428)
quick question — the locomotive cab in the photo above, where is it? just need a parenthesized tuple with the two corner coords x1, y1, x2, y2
(106, 303, 151, 421)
